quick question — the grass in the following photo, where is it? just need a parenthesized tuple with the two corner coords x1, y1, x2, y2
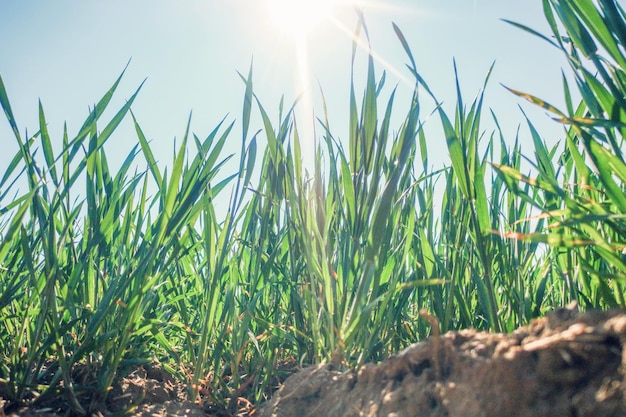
(0, 0, 625, 414)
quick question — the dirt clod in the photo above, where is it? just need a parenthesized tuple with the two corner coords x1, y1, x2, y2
(259, 307, 626, 417)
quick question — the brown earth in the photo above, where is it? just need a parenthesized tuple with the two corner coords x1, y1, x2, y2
(3, 305, 626, 416)
(259, 306, 626, 417)
(1, 364, 207, 417)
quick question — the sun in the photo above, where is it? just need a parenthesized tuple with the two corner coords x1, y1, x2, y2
(265, 0, 340, 39)
(259, 0, 416, 174)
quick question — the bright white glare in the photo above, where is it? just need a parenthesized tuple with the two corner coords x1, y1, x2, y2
(261, 0, 415, 173)
(265, 0, 343, 38)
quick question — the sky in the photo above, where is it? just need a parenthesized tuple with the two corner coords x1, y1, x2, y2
(0, 0, 571, 204)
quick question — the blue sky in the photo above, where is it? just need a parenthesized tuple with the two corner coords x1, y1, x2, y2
(0, 0, 570, 195)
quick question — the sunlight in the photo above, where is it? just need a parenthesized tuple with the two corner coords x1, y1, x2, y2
(261, 0, 421, 173)
(265, 0, 337, 39)
(262, 0, 363, 169)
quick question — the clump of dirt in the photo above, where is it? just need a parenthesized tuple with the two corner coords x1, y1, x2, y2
(259, 306, 626, 417)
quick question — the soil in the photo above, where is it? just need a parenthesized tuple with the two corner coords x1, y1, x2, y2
(3, 305, 626, 416)
(0, 364, 207, 417)
(259, 305, 626, 417)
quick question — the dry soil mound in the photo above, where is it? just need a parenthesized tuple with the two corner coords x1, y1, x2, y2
(259, 307, 626, 417)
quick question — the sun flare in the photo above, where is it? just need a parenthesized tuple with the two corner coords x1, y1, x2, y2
(265, 0, 340, 38)
(261, 0, 413, 172)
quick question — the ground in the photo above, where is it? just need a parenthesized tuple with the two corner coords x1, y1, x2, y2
(259, 305, 626, 417)
(3, 305, 626, 416)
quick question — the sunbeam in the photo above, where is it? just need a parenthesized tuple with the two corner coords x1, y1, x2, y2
(262, 0, 424, 169)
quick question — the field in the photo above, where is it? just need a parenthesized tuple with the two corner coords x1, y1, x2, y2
(1, 0, 626, 415)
